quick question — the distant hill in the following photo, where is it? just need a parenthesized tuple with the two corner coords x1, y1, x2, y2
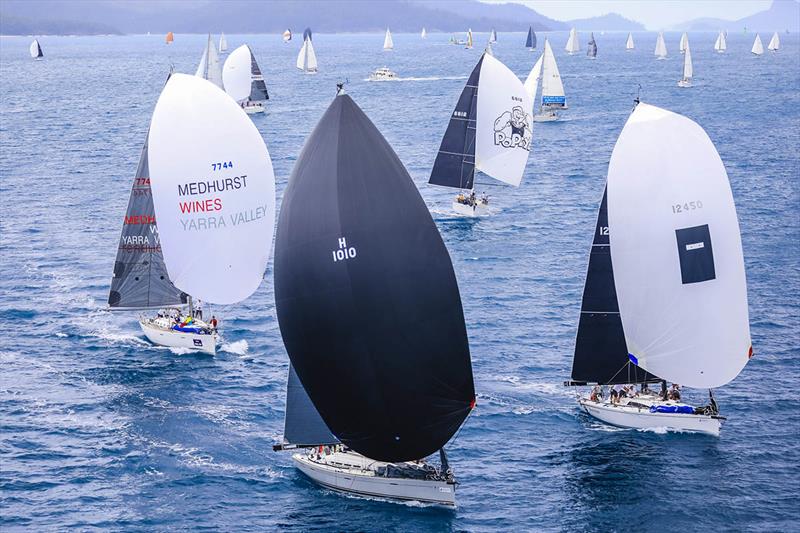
(566, 13, 645, 32)
(676, 0, 800, 32)
(0, 0, 565, 35)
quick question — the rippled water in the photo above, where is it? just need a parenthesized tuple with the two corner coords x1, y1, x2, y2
(1, 31, 798, 531)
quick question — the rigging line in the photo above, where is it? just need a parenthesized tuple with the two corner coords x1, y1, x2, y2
(445, 405, 475, 451)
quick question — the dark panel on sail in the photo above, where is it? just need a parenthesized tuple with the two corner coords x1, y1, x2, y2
(248, 46, 269, 102)
(303, 27, 312, 41)
(571, 188, 659, 385)
(284, 365, 339, 446)
(587, 34, 597, 57)
(108, 137, 187, 309)
(428, 56, 483, 190)
(526, 27, 535, 48)
(676, 224, 716, 284)
(36, 42, 43, 57)
(275, 94, 474, 463)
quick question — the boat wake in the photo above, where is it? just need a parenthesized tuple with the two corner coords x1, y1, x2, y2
(364, 75, 467, 83)
(220, 339, 249, 356)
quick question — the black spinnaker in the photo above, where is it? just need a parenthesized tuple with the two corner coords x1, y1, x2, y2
(274, 92, 475, 463)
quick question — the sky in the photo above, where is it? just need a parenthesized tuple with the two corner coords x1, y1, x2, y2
(485, 0, 773, 29)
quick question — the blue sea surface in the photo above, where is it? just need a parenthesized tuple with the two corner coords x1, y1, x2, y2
(1, 31, 799, 531)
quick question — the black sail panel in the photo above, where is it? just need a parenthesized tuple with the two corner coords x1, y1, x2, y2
(526, 27, 534, 48)
(284, 364, 339, 446)
(248, 46, 269, 102)
(428, 56, 483, 190)
(571, 187, 659, 385)
(275, 94, 475, 462)
(108, 137, 187, 309)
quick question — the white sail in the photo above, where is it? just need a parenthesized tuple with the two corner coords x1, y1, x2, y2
(490, 29, 497, 43)
(607, 102, 751, 389)
(474, 54, 533, 187)
(466, 29, 473, 49)
(626, 32, 634, 50)
(654, 32, 667, 58)
(540, 39, 565, 108)
(296, 39, 318, 72)
(523, 54, 543, 108)
(383, 28, 394, 50)
(196, 34, 224, 89)
(195, 48, 208, 77)
(421, 27, 427, 39)
(222, 44, 253, 103)
(219, 32, 228, 53)
(565, 27, 579, 54)
(679, 32, 688, 53)
(681, 43, 693, 82)
(147, 74, 276, 305)
(283, 29, 292, 42)
(768, 32, 780, 51)
(714, 31, 727, 52)
(752, 34, 764, 55)
(29, 39, 42, 58)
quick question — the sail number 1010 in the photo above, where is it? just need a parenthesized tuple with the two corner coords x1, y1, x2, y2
(672, 200, 703, 214)
(212, 161, 234, 171)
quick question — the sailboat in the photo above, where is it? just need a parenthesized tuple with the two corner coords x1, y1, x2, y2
(296, 28, 318, 73)
(283, 29, 292, 43)
(165, 31, 174, 44)
(421, 27, 427, 39)
(29, 39, 43, 59)
(714, 30, 727, 53)
(625, 32, 634, 51)
(110, 73, 276, 355)
(567, 101, 752, 436)
(752, 34, 764, 55)
(429, 53, 533, 216)
(195, 34, 224, 89)
(223, 44, 270, 114)
(678, 42, 693, 87)
(587, 32, 597, 59)
(273, 86, 476, 506)
(768, 31, 780, 51)
(654, 31, 667, 59)
(383, 27, 394, 51)
(465, 28, 473, 49)
(526, 26, 537, 50)
(679, 31, 688, 53)
(524, 38, 566, 123)
(219, 32, 228, 54)
(490, 28, 497, 43)
(565, 27, 580, 54)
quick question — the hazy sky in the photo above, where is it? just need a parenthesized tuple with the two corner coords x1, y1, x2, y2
(487, 0, 773, 29)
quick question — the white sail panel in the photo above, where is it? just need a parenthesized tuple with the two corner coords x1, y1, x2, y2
(207, 37, 224, 88)
(219, 32, 228, 52)
(222, 45, 252, 103)
(679, 32, 688, 52)
(195, 47, 208, 77)
(384, 28, 394, 50)
(541, 39, 565, 107)
(147, 74, 276, 304)
(714, 31, 727, 52)
(421, 27, 426, 39)
(296, 40, 306, 70)
(29, 39, 42, 58)
(607, 103, 751, 389)
(565, 28, 579, 53)
(683, 43, 693, 80)
(768, 32, 779, 50)
(523, 55, 543, 106)
(654, 32, 667, 58)
(474, 54, 533, 187)
(626, 32, 634, 50)
(751, 34, 764, 55)
(305, 39, 318, 71)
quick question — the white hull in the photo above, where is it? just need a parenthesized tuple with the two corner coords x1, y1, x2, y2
(677, 79, 692, 88)
(139, 317, 217, 355)
(244, 104, 266, 115)
(534, 111, 559, 122)
(452, 200, 488, 217)
(579, 397, 723, 436)
(293, 450, 456, 506)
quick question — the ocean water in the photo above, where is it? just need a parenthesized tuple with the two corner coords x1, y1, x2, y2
(1, 31, 798, 531)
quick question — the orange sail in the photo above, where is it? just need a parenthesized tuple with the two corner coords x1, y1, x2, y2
(165, 32, 174, 44)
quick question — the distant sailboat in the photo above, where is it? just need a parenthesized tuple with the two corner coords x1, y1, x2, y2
(654, 31, 667, 59)
(490, 28, 497, 43)
(565, 27, 580, 54)
(165, 31, 174, 44)
(383, 27, 394, 51)
(679, 32, 688, 53)
(465, 28, 473, 49)
(626, 32, 634, 50)
(283, 29, 292, 43)
(526, 26, 537, 50)
(430, 53, 533, 216)
(195, 34, 224, 89)
(752, 34, 764, 55)
(485, 40, 494, 56)
(223, 44, 270, 114)
(587, 32, 597, 59)
(768, 32, 780, 51)
(29, 39, 43, 59)
(678, 42, 693, 87)
(219, 32, 228, 53)
(421, 27, 427, 39)
(525, 38, 566, 123)
(714, 30, 727, 53)
(297, 28, 318, 73)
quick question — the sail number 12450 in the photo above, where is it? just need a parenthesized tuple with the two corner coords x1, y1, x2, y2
(672, 200, 703, 214)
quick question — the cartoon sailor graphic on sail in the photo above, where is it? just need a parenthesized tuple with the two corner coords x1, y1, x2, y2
(494, 106, 532, 150)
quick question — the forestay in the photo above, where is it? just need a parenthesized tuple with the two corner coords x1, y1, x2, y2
(147, 74, 276, 304)
(607, 103, 751, 389)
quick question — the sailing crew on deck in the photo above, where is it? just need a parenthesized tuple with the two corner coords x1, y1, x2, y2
(195, 300, 203, 320)
(209, 316, 218, 331)
(669, 384, 682, 401)
(610, 384, 621, 404)
(590, 385, 601, 402)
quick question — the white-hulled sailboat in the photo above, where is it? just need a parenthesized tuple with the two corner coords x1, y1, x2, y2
(465, 28, 473, 49)
(195, 34, 224, 89)
(678, 42, 693, 87)
(524, 38, 566, 123)
(383, 27, 394, 51)
(679, 32, 688, 53)
(297, 28, 318, 73)
(625, 32, 634, 51)
(223, 44, 270, 114)
(752, 34, 764, 55)
(654, 31, 667, 59)
(714, 30, 727, 53)
(565, 27, 580, 54)
(429, 53, 533, 216)
(219, 32, 228, 54)
(768, 32, 780, 51)
(30, 39, 43, 59)
(490, 28, 497, 43)
(283, 29, 292, 43)
(109, 73, 276, 355)
(567, 101, 752, 436)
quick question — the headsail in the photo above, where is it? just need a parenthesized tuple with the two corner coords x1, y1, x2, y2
(274, 93, 475, 462)
(282, 365, 339, 447)
(768, 32, 780, 51)
(466, 28, 473, 49)
(383, 27, 394, 50)
(607, 103, 751, 389)
(587, 32, 597, 58)
(195, 34, 224, 89)
(565, 27, 580, 54)
(714, 31, 727, 52)
(219, 32, 228, 53)
(626, 32, 634, 50)
(523, 55, 543, 106)
(223, 45, 269, 105)
(752, 34, 764, 55)
(681, 42, 693, 83)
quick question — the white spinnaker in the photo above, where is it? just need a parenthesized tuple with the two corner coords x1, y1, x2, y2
(626, 33, 634, 50)
(147, 74, 276, 305)
(541, 40, 565, 102)
(565, 28, 579, 53)
(679, 32, 688, 53)
(683, 43, 693, 80)
(607, 103, 751, 389)
(751, 34, 764, 55)
(222, 45, 252, 103)
(29, 40, 40, 58)
(474, 54, 533, 187)
(384, 28, 394, 50)
(523, 54, 543, 107)
(654, 32, 667, 58)
(768, 32, 779, 50)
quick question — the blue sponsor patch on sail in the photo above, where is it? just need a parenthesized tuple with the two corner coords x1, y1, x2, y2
(542, 96, 566, 104)
(628, 353, 639, 365)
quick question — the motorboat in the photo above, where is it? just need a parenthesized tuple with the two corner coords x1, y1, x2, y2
(369, 67, 398, 81)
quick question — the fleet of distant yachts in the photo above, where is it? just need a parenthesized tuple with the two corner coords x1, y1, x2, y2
(23, 26, 775, 506)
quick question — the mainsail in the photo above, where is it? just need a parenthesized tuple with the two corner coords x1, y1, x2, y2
(195, 34, 224, 89)
(526, 26, 537, 50)
(768, 32, 780, 51)
(219, 32, 228, 53)
(29, 39, 43, 59)
(681, 42, 693, 84)
(714, 31, 727, 52)
(679, 32, 688, 53)
(274, 92, 475, 462)
(296, 28, 318, 72)
(607, 103, 751, 389)
(752, 34, 764, 55)
(626, 32, 634, 50)
(147, 74, 276, 305)
(654, 32, 667, 58)
(429, 53, 533, 190)
(281, 365, 339, 447)
(384, 27, 394, 50)
(565, 27, 580, 54)
(540, 39, 566, 110)
(223, 44, 270, 106)
(587, 32, 597, 58)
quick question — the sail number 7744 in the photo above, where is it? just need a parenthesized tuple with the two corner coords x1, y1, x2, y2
(212, 161, 234, 171)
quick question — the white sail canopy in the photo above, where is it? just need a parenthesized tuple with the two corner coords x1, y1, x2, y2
(541, 39, 565, 108)
(607, 102, 751, 389)
(297, 38, 318, 71)
(383, 28, 394, 50)
(523, 54, 543, 106)
(219, 32, 228, 52)
(768, 32, 780, 50)
(682, 43, 693, 80)
(714, 31, 727, 52)
(147, 74, 276, 304)
(421, 27, 427, 39)
(654, 32, 667, 58)
(29, 39, 42, 58)
(474, 54, 533, 186)
(195, 34, 224, 88)
(752, 34, 764, 55)
(222, 44, 253, 103)
(626, 32, 634, 50)
(466, 29, 473, 48)
(565, 27, 579, 54)
(679, 32, 688, 53)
